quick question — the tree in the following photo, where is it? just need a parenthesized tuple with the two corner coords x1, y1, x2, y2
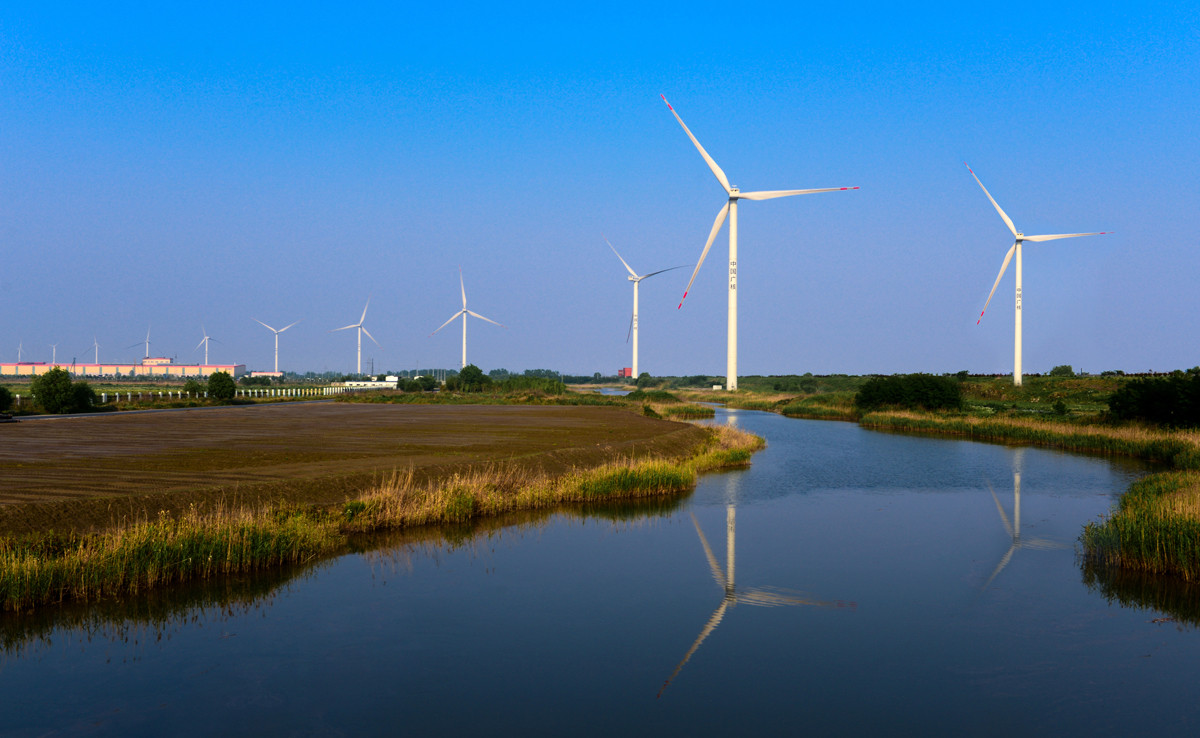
(1048, 365, 1075, 377)
(855, 374, 963, 412)
(0, 386, 13, 412)
(31, 368, 75, 413)
(457, 364, 491, 392)
(208, 371, 236, 400)
(636, 372, 653, 389)
(183, 379, 202, 395)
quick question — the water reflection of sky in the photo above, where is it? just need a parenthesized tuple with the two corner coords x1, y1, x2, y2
(1, 407, 1195, 736)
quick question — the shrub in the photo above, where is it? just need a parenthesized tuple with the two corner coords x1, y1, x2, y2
(31, 368, 76, 413)
(183, 379, 202, 396)
(1109, 372, 1200, 427)
(1048, 365, 1075, 377)
(208, 371, 236, 400)
(0, 386, 12, 412)
(854, 374, 963, 411)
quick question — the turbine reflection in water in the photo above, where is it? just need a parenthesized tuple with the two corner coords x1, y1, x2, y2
(658, 475, 854, 697)
(983, 447, 1067, 589)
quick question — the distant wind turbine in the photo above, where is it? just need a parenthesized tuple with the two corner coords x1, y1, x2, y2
(983, 449, 1066, 589)
(605, 236, 687, 379)
(126, 325, 152, 360)
(194, 325, 217, 365)
(658, 506, 849, 697)
(49, 343, 58, 366)
(16, 341, 22, 362)
(662, 95, 858, 391)
(253, 318, 300, 373)
(431, 268, 505, 369)
(331, 298, 378, 375)
(84, 336, 100, 364)
(966, 163, 1110, 387)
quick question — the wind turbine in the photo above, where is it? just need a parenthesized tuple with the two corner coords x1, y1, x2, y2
(194, 325, 217, 365)
(658, 505, 850, 697)
(126, 325, 152, 360)
(331, 298, 378, 375)
(49, 343, 58, 366)
(661, 95, 858, 391)
(253, 318, 300, 373)
(431, 268, 504, 370)
(983, 449, 1066, 588)
(966, 163, 1110, 387)
(85, 336, 100, 364)
(16, 341, 22, 362)
(605, 236, 687, 380)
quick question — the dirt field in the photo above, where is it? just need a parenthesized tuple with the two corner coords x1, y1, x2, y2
(0, 402, 708, 535)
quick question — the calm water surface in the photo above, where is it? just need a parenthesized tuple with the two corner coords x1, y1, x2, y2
(3, 408, 1199, 736)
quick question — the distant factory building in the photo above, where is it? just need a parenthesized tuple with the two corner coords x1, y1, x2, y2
(0, 357, 246, 379)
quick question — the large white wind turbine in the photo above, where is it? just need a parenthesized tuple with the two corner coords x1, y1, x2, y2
(658, 506, 848, 697)
(662, 95, 858, 391)
(253, 318, 300, 373)
(431, 269, 504, 370)
(967, 163, 1110, 387)
(983, 449, 1065, 588)
(330, 299, 378, 376)
(194, 325, 216, 365)
(605, 236, 686, 379)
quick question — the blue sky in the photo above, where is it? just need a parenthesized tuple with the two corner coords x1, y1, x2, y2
(2, 2, 1197, 376)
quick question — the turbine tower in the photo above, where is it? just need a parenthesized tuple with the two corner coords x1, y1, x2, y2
(87, 336, 100, 364)
(662, 95, 858, 391)
(432, 268, 504, 369)
(253, 318, 300, 373)
(16, 341, 22, 362)
(331, 298, 378, 376)
(49, 343, 58, 366)
(605, 237, 686, 380)
(966, 163, 1110, 387)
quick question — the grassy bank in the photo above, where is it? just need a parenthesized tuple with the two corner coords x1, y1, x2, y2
(0, 424, 763, 613)
(1082, 471, 1200, 582)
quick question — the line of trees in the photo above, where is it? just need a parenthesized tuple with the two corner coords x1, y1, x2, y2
(854, 374, 963, 411)
(1108, 370, 1200, 427)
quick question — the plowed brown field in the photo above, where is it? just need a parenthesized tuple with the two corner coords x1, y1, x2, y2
(0, 402, 707, 535)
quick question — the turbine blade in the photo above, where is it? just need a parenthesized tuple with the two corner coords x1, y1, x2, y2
(738, 187, 860, 200)
(330, 323, 358, 332)
(983, 543, 1018, 589)
(1023, 232, 1110, 242)
(604, 235, 638, 278)
(362, 326, 380, 347)
(279, 321, 300, 332)
(253, 318, 277, 332)
(691, 513, 727, 589)
(738, 587, 839, 608)
(977, 242, 1017, 325)
(431, 311, 464, 335)
(987, 481, 1014, 538)
(641, 265, 690, 280)
(964, 163, 1018, 238)
(678, 202, 730, 309)
(460, 268, 467, 309)
(360, 297, 371, 325)
(626, 313, 634, 344)
(465, 309, 505, 328)
(194, 337, 206, 352)
(661, 95, 732, 194)
(657, 599, 729, 699)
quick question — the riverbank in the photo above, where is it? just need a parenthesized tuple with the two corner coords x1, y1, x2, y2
(0, 421, 763, 612)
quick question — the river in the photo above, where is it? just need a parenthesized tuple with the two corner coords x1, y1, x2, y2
(3, 407, 1198, 735)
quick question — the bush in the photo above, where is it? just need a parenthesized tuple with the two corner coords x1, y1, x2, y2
(456, 364, 492, 392)
(1048, 365, 1075, 377)
(208, 371, 236, 400)
(0, 386, 12, 412)
(31, 368, 75, 413)
(854, 374, 963, 411)
(183, 379, 202, 396)
(1109, 372, 1200, 427)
